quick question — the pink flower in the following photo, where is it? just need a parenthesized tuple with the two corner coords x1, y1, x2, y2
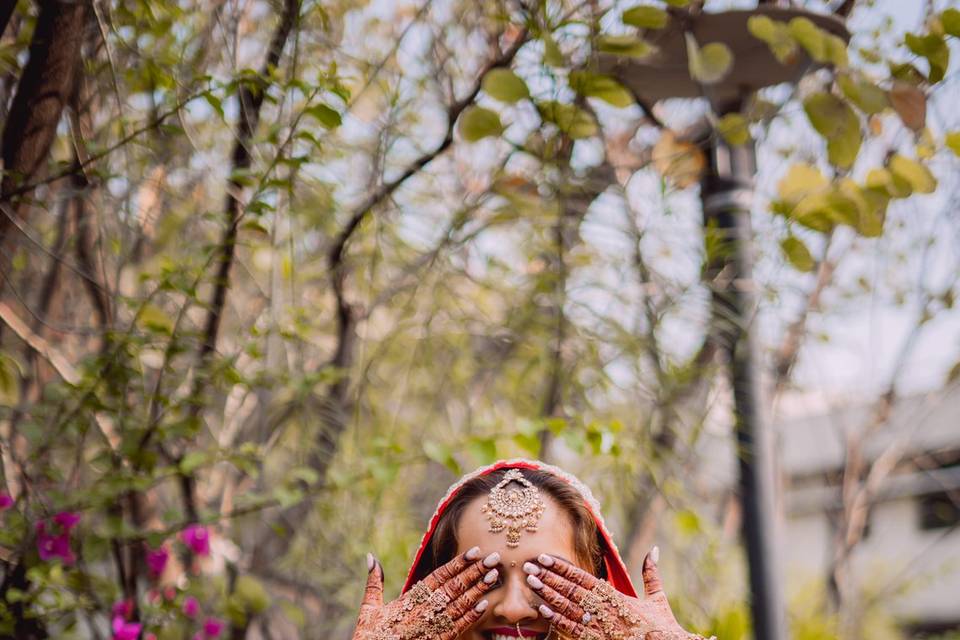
(182, 595, 199, 618)
(53, 511, 81, 531)
(0, 493, 12, 511)
(145, 545, 169, 578)
(181, 524, 210, 556)
(202, 617, 224, 638)
(112, 599, 134, 621)
(35, 521, 76, 565)
(111, 615, 142, 640)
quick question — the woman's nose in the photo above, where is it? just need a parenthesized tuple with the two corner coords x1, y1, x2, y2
(491, 573, 538, 622)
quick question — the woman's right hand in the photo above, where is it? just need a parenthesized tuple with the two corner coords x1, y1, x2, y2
(353, 547, 500, 640)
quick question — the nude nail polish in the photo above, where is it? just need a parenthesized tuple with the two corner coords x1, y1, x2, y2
(475, 599, 489, 613)
(483, 552, 500, 568)
(465, 546, 481, 560)
(651, 546, 660, 564)
(366, 553, 375, 572)
(522, 562, 541, 575)
(526, 575, 544, 589)
(539, 604, 554, 619)
(538, 554, 554, 566)
(484, 569, 498, 584)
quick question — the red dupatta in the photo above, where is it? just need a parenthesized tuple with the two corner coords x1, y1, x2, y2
(401, 458, 638, 598)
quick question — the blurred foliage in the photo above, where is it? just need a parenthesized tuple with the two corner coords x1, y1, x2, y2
(0, 0, 957, 638)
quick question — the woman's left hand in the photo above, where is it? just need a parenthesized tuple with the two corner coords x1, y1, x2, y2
(526, 549, 712, 640)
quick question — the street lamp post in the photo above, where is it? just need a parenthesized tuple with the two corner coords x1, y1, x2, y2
(599, 6, 850, 640)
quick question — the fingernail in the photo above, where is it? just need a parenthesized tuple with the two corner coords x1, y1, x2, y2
(475, 599, 489, 613)
(582, 613, 592, 624)
(539, 604, 554, 619)
(484, 569, 498, 584)
(366, 552, 375, 572)
(483, 552, 500, 568)
(651, 545, 660, 564)
(538, 554, 554, 566)
(465, 546, 482, 560)
(522, 561, 541, 575)
(526, 575, 544, 589)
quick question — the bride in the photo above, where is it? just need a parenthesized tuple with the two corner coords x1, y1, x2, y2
(352, 459, 712, 640)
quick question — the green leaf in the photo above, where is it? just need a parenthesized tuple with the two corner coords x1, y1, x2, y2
(234, 575, 271, 614)
(685, 34, 733, 85)
(905, 33, 950, 83)
(304, 104, 341, 129)
(512, 432, 541, 457)
(458, 106, 504, 142)
(179, 451, 209, 474)
(138, 303, 174, 335)
(836, 74, 888, 115)
(569, 72, 633, 108)
(423, 440, 460, 474)
(942, 8, 960, 37)
(622, 6, 668, 29)
(675, 509, 701, 535)
(538, 101, 597, 139)
(865, 167, 912, 199)
(598, 35, 655, 59)
(888, 154, 937, 194)
(202, 92, 225, 120)
(664, 0, 690, 6)
(780, 236, 815, 272)
(0, 353, 20, 406)
(716, 113, 750, 146)
(482, 69, 530, 104)
(778, 164, 828, 204)
(803, 92, 861, 169)
(543, 34, 564, 66)
(945, 131, 960, 157)
(747, 15, 798, 64)
(467, 437, 498, 465)
(789, 17, 848, 67)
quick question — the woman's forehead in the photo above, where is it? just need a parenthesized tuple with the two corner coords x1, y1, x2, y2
(454, 493, 579, 565)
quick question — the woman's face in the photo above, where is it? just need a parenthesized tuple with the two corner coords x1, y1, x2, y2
(454, 492, 583, 640)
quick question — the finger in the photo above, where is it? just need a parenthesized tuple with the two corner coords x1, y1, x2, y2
(642, 546, 663, 597)
(535, 554, 599, 590)
(423, 546, 489, 591)
(446, 570, 497, 618)
(440, 599, 489, 640)
(531, 579, 587, 624)
(360, 553, 384, 611)
(532, 567, 592, 607)
(538, 604, 588, 639)
(438, 557, 493, 601)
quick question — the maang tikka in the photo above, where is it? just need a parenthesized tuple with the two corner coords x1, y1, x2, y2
(480, 469, 546, 547)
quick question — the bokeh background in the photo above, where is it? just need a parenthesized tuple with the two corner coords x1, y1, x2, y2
(0, 0, 958, 638)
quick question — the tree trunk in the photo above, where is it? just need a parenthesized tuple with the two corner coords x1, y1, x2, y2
(0, 0, 86, 246)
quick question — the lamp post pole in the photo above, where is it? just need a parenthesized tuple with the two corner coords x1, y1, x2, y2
(597, 8, 849, 639)
(702, 119, 787, 640)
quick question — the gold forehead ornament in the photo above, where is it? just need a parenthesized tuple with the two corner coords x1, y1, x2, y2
(480, 469, 545, 547)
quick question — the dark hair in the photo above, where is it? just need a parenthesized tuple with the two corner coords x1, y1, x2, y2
(409, 468, 606, 585)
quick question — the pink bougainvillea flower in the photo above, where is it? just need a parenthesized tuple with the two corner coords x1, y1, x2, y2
(145, 545, 169, 578)
(35, 522, 76, 565)
(112, 599, 134, 621)
(182, 595, 199, 618)
(111, 615, 142, 640)
(53, 511, 81, 531)
(0, 493, 12, 511)
(181, 524, 210, 556)
(145, 634, 157, 640)
(202, 617, 224, 638)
